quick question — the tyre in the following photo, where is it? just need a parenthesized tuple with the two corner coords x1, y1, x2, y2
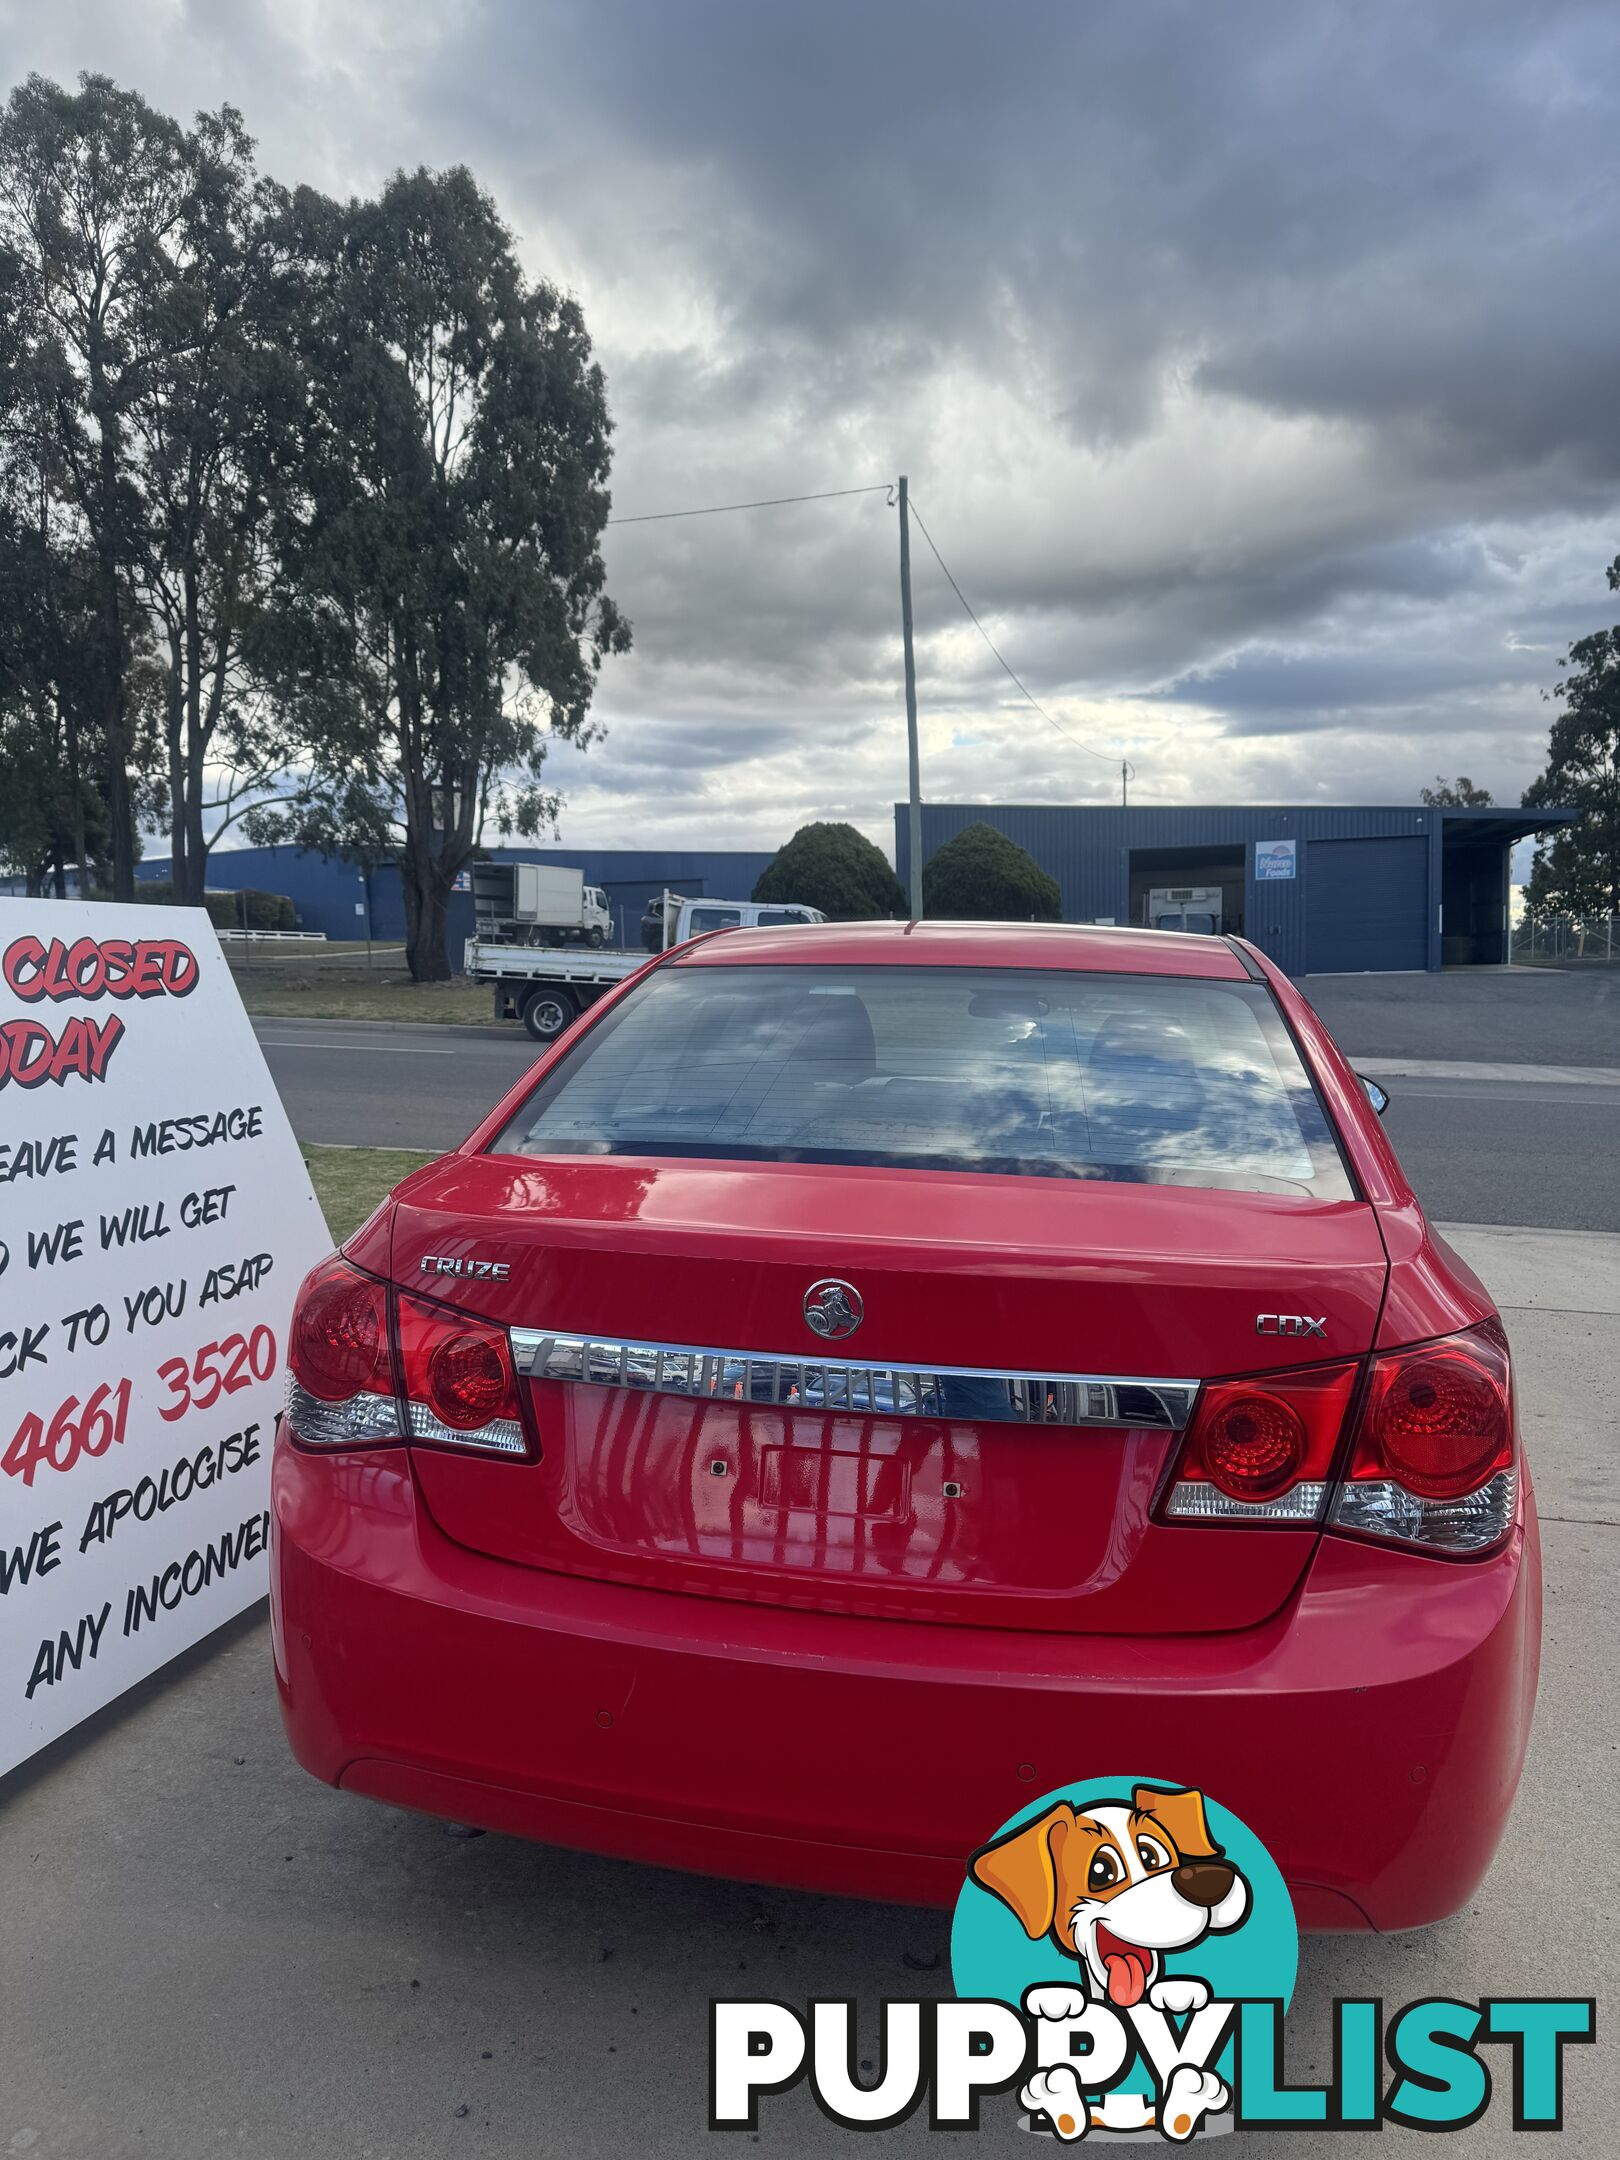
(586, 924, 605, 949)
(520, 985, 576, 1042)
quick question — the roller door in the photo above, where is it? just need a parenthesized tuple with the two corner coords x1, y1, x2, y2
(1306, 837, 1429, 972)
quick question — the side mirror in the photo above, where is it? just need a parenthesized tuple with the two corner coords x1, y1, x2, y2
(1358, 1074, 1391, 1117)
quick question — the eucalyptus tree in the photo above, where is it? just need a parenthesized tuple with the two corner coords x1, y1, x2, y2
(0, 238, 109, 893)
(129, 104, 305, 902)
(0, 503, 107, 893)
(1525, 582, 1620, 921)
(0, 74, 307, 902)
(0, 73, 190, 898)
(256, 166, 629, 979)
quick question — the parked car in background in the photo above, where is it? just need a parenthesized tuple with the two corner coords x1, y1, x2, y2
(273, 920, 1539, 1928)
(638, 893, 825, 952)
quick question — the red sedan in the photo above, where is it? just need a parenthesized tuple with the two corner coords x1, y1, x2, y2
(271, 923, 1539, 1929)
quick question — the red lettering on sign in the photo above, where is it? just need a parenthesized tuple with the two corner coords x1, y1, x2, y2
(154, 1328, 277, 1425)
(1, 935, 199, 1005)
(0, 1014, 126, 1091)
(3, 1380, 132, 1488)
(2, 1328, 278, 1484)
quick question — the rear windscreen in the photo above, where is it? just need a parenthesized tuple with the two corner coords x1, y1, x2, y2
(490, 964, 1354, 1198)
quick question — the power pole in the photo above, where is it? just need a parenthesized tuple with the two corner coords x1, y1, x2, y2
(898, 475, 924, 918)
(1121, 758, 1129, 809)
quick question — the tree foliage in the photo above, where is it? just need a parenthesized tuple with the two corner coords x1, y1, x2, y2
(130, 105, 305, 901)
(1523, 586, 1620, 919)
(752, 821, 905, 918)
(250, 167, 629, 978)
(921, 821, 1062, 921)
(0, 75, 307, 901)
(1420, 775, 1493, 807)
(0, 73, 190, 897)
(1, 78, 628, 960)
(0, 476, 108, 890)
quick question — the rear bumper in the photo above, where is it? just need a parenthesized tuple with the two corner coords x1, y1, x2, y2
(270, 1436, 1540, 1928)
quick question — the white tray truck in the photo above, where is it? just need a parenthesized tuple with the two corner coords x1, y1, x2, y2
(465, 891, 826, 1040)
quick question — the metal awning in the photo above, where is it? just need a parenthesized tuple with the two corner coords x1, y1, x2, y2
(1438, 809, 1574, 849)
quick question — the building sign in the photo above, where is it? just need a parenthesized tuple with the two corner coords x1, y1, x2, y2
(0, 903, 331, 1774)
(1255, 838, 1297, 881)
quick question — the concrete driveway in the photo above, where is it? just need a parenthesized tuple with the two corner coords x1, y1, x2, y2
(2, 1224, 1614, 2158)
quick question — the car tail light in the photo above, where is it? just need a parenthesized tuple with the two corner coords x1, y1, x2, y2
(1329, 1323, 1516, 1555)
(282, 1257, 531, 1459)
(286, 1255, 403, 1447)
(1159, 1361, 1358, 1525)
(395, 1286, 528, 1456)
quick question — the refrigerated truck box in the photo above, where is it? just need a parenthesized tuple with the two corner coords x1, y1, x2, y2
(474, 862, 587, 930)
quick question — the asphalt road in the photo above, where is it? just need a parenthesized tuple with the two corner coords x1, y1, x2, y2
(1362, 1070, 1617, 1230)
(255, 1012, 1620, 1232)
(253, 1015, 536, 1151)
(4, 1221, 1614, 2157)
(1302, 965, 1620, 1068)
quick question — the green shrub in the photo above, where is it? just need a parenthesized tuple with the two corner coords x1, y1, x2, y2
(121, 881, 297, 930)
(207, 887, 296, 931)
(921, 822, 1063, 921)
(752, 822, 907, 919)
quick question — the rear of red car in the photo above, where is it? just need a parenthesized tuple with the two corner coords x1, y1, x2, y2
(270, 924, 1539, 1927)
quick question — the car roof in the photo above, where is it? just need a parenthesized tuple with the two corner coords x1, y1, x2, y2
(672, 919, 1250, 978)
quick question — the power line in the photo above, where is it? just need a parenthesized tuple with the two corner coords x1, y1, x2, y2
(606, 482, 894, 526)
(904, 494, 1122, 773)
(604, 473, 1134, 796)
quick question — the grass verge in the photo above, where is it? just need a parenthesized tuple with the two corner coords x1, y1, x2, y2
(303, 1144, 436, 1245)
(239, 973, 498, 1026)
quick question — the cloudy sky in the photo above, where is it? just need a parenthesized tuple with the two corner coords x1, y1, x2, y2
(5, 0, 1619, 858)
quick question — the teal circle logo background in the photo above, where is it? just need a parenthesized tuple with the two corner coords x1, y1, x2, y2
(951, 1776, 1298, 2101)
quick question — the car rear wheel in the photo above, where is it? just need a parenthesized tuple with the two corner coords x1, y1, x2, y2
(521, 986, 576, 1042)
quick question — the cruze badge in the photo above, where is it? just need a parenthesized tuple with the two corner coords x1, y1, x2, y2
(803, 1278, 863, 1339)
(422, 1255, 511, 1282)
(1256, 1312, 1326, 1338)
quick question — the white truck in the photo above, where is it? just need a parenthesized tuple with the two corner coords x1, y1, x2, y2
(471, 862, 613, 948)
(1147, 884, 1223, 935)
(465, 891, 826, 1041)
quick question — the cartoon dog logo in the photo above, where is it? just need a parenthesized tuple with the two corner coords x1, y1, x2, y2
(969, 1784, 1251, 2139)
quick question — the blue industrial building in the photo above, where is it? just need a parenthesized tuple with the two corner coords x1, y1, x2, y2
(894, 802, 1569, 974)
(122, 843, 776, 964)
(12, 800, 1568, 977)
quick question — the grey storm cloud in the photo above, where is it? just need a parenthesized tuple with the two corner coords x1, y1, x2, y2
(6, 0, 1620, 846)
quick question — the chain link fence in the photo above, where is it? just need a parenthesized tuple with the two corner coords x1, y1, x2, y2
(1512, 915, 1620, 965)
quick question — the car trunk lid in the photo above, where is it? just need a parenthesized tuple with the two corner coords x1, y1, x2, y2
(389, 1154, 1387, 1633)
